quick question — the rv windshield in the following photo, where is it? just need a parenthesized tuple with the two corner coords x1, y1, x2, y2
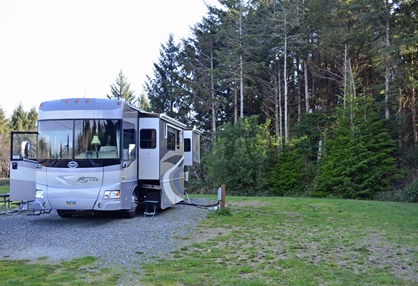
(38, 119, 121, 167)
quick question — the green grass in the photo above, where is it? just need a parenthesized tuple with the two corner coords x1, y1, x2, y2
(0, 195, 417, 285)
(0, 178, 9, 194)
(140, 196, 418, 286)
(0, 257, 119, 286)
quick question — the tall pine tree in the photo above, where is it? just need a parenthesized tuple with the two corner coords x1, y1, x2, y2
(107, 70, 137, 105)
(315, 97, 398, 199)
(145, 34, 189, 121)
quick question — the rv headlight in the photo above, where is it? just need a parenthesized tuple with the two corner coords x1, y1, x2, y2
(35, 190, 44, 199)
(103, 190, 121, 199)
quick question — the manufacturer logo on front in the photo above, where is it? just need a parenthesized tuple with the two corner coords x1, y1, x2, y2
(77, 177, 99, 183)
(68, 161, 78, 168)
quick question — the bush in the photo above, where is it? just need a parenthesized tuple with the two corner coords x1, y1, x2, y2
(375, 181, 418, 203)
(203, 116, 275, 196)
(269, 145, 304, 196)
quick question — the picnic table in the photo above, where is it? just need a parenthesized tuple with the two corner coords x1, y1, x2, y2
(0, 193, 11, 214)
(0, 193, 31, 215)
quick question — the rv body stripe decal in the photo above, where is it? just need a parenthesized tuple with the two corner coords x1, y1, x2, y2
(161, 157, 184, 205)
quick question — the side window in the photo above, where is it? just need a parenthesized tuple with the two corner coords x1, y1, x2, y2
(140, 129, 156, 149)
(123, 122, 135, 160)
(184, 138, 191, 152)
(167, 131, 176, 151)
(11, 132, 38, 160)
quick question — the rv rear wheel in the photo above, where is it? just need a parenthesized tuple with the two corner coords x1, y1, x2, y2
(123, 191, 139, 218)
(57, 210, 73, 218)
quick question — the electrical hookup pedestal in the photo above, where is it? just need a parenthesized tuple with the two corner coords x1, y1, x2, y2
(217, 184, 226, 210)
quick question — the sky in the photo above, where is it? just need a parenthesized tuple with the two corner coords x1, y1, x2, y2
(0, 0, 218, 119)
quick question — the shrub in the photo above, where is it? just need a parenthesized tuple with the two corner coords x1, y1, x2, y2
(396, 181, 418, 203)
(314, 97, 398, 199)
(269, 145, 304, 196)
(204, 116, 275, 196)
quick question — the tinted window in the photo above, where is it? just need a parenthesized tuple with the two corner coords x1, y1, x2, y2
(140, 129, 156, 149)
(167, 131, 176, 151)
(184, 138, 191, 152)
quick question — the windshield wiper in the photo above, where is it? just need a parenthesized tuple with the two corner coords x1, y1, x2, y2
(76, 142, 101, 167)
(50, 144, 69, 167)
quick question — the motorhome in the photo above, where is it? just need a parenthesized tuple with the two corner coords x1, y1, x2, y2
(9, 98, 201, 218)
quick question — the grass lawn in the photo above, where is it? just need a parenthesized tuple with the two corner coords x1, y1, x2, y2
(0, 195, 417, 285)
(141, 195, 418, 286)
(0, 178, 9, 194)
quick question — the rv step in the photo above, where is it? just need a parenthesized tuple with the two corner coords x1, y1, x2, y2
(143, 200, 159, 217)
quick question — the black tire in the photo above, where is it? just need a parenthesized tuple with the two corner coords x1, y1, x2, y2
(57, 210, 73, 218)
(123, 191, 138, 218)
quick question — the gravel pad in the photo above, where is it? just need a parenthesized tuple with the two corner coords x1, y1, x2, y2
(0, 199, 208, 270)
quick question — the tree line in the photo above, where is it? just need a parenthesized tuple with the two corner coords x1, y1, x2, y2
(0, 104, 38, 178)
(1, 0, 417, 201)
(145, 0, 417, 201)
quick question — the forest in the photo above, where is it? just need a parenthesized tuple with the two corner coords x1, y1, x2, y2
(0, 0, 417, 202)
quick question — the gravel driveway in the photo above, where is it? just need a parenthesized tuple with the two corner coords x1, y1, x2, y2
(0, 199, 209, 280)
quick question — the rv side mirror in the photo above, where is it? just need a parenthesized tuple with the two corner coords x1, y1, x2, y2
(128, 144, 136, 161)
(21, 141, 30, 159)
(122, 144, 136, 168)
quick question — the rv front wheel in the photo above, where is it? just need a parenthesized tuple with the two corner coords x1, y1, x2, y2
(123, 191, 139, 218)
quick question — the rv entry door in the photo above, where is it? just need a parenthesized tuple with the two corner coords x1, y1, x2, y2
(9, 132, 38, 201)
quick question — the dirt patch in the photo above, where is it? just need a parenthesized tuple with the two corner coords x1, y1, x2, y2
(228, 200, 270, 208)
(184, 227, 232, 245)
(184, 222, 418, 284)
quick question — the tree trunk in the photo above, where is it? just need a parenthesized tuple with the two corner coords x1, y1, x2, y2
(210, 50, 216, 133)
(398, 89, 403, 149)
(240, 54, 244, 119)
(284, 14, 289, 143)
(274, 61, 280, 149)
(278, 60, 283, 149)
(344, 44, 348, 109)
(384, 0, 390, 120)
(239, 0, 244, 119)
(297, 58, 301, 122)
(234, 83, 238, 124)
(304, 59, 309, 113)
(348, 58, 356, 129)
(412, 84, 417, 145)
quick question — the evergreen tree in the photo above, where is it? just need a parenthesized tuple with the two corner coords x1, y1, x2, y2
(138, 92, 151, 111)
(27, 107, 38, 131)
(315, 97, 398, 199)
(392, 0, 418, 147)
(182, 14, 223, 132)
(107, 70, 137, 105)
(0, 107, 10, 178)
(138, 0, 417, 197)
(0, 107, 9, 135)
(269, 144, 305, 196)
(145, 34, 189, 120)
(214, 0, 248, 121)
(9, 103, 30, 131)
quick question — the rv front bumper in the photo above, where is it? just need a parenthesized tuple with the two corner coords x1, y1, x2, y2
(94, 199, 124, 211)
(31, 199, 52, 211)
